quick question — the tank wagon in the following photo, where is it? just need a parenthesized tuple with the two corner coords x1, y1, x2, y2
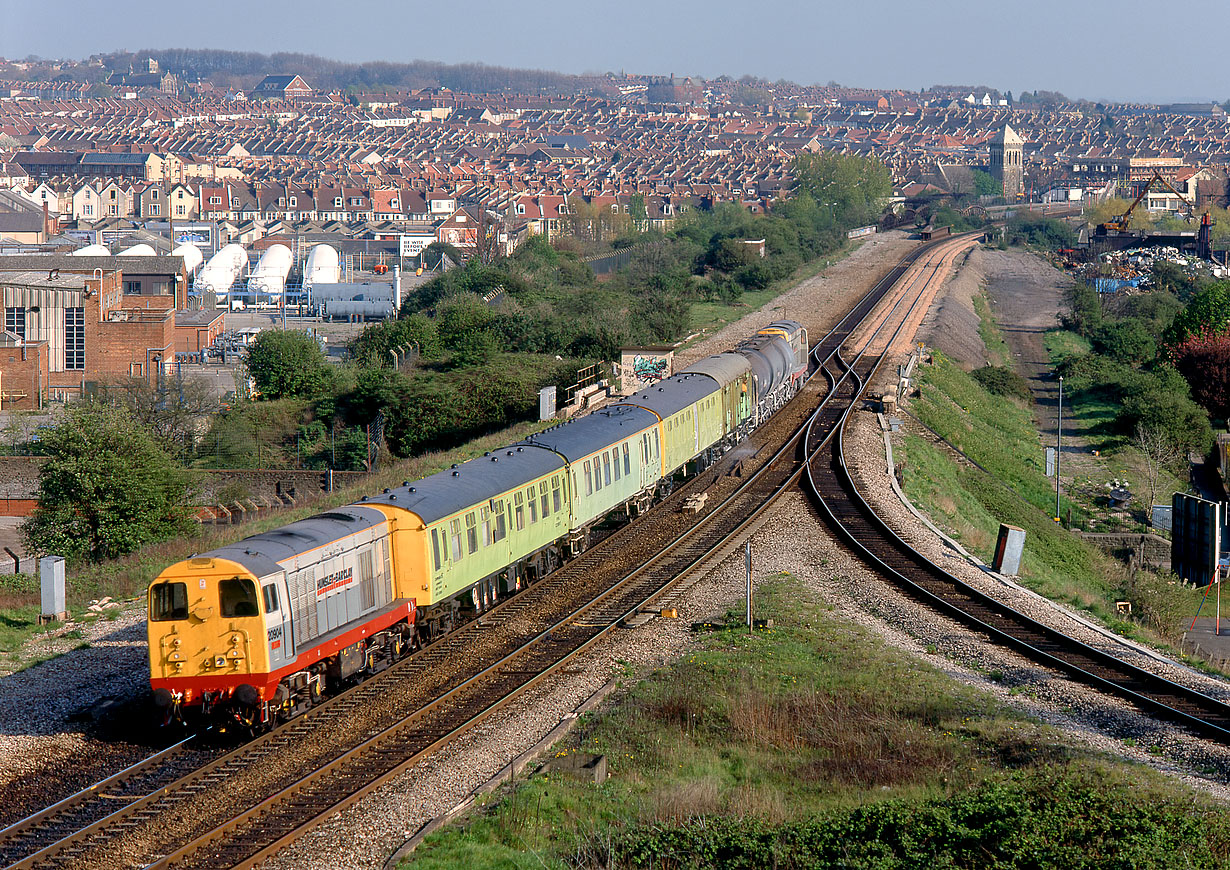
(148, 321, 806, 728)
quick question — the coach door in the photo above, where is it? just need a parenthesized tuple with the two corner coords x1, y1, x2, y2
(260, 570, 293, 668)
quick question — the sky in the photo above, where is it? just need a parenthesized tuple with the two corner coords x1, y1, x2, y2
(1, 0, 1222, 106)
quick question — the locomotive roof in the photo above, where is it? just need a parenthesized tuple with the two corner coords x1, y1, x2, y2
(681, 352, 751, 387)
(365, 443, 563, 524)
(519, 404, 658, 461)
(616, 371, 719, 418)
(198, 505, 389, 578)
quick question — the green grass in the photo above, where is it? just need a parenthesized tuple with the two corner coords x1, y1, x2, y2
(909, 353, 1087, 526)
(898, 353, 1205, 642)
(405, 577, 1229, 869)
(974, 289, 1011, 367)
(1043, 328, 1092, 364)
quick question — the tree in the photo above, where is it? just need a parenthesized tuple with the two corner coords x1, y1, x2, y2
(95, 375, 219, 460)
(1169, 328, 1230, 418)
(21, 404, 197, 563)
(1164, 282, 1230, 345)
(791, 151, 892, 225)
(629, 192, 648, 230)
(1135, 423, 1182, 517)
(972, 169, 1003, 198)
(245, 329, 332, 400)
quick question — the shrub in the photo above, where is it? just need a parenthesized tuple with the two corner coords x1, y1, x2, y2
(971, 365, 1031, 400)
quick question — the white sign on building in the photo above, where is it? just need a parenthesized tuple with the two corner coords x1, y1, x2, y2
(398, 233, 436, 258)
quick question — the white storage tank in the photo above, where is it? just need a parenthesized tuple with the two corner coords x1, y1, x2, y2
(303, 244, 340, 291)
(118, 243, 157, 257)
(195, 243, 248, 295)
(172, 242, 204, 275)
(71, 243, 111, 256)
(247, 243, 293, 303)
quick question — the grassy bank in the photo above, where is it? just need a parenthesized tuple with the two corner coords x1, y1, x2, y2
(898, 353, 1203, 642)
(405, 576, 1228, 869)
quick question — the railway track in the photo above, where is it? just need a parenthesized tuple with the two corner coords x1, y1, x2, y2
(0, 235, 971, 870)
(803, 268, 1230, 743)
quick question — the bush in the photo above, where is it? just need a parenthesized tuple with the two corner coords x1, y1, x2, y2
(245, 330, 332, 400)
(971, 365, 1031, 400)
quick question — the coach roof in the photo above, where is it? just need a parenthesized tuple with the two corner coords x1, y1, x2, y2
(366, 444, 563, 524)
(519, 404, 658, 461)
(616, 371, 720, 419)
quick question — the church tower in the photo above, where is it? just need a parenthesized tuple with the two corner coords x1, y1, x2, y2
(989, 124, 1024, 199)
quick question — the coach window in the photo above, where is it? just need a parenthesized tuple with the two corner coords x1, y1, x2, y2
(431, 529, 443, 570)
(552, 477, 562, 513)
(219, 578, 259, 617)
(612, 448, 621, 481)
(494, 500, 507, 541)
(466, 512, 478, 554)
(514, 491, 525, 531)
(262, 584, 279, 613)
(603, 452, 612, 486)
(150, 582, 188, 621)
(528, 487, 538, 523)
(539, 481, 550, 517)
(480, 506, 491, 547)
(593, 457, 603, 491)
(623, 443, 631, 475)
(450, 518, 464, 561)
(584, 460, 593, 495)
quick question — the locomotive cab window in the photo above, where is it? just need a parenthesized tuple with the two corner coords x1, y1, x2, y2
(219, 578, 259, 617)
(262, 584, 279, 613)
(150, 581, 188, 621)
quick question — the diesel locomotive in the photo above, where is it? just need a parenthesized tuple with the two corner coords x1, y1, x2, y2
(148, 321, 808, 727)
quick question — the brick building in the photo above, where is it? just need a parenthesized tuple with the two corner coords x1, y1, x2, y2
(0, 267, 177, 407)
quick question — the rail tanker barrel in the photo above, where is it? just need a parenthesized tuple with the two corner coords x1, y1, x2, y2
(738, 336, 791, 392)
(761, 320, 808, 370)
(738, 345, 773, 406)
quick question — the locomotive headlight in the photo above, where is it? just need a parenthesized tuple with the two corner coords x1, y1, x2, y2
(214, 656, 226, 668)
(229, 635, 240, 646)
(172, 638, 181, 647)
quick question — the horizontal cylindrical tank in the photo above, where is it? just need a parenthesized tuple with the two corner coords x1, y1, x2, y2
(118, 243, 156, 257)
(195, 243, 248, 294)
(248, 244, 293, 298)
(71, 243, 111, 256)
(172, 243, 204, 275)
(303, 244, 340, 289)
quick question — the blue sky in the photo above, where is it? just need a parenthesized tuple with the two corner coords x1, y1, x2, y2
(1, 0, 1222, 105)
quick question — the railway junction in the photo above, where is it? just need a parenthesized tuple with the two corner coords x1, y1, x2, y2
(4, 232, 1230, 868)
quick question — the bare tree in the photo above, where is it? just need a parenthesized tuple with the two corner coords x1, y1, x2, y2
(474, 208, 502, 266)
(1135, 422, 1183, 521)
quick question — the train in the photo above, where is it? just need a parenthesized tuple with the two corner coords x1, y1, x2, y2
(147, 321, 808, 728)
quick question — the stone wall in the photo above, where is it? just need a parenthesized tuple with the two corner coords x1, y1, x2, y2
(0, 458, 372, 517)
(194, 469, 371, 507)
(1080, 532, 1171, 569)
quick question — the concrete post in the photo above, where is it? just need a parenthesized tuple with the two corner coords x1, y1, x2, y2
(39, 555, 67, 623)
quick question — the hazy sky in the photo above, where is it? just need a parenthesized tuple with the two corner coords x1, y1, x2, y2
(1, 0, 1222, 105)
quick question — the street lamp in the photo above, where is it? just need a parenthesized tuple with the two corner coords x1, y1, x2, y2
(1055, 375, 1063, 523)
